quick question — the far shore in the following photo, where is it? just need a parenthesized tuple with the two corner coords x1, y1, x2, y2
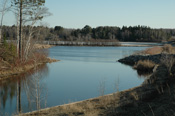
(8, 40, 164, 47)
(37, 41, 163, 47)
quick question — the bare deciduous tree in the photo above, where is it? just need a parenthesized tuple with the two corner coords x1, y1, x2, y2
(23, 7, 51, 61)
(11, 0, 49, 60)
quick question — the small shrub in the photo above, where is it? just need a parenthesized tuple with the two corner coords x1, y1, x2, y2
(2, 34, 8, 48)
(160, 54, 175, 75)
(0, 43, 17, 64)
(21, 49, 48, 66)
(134, 60, 156, 72)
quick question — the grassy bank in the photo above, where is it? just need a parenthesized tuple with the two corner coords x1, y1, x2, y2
(0, 57, 58, 81)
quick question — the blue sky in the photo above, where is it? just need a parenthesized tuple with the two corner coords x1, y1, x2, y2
(3, 0, 175, 29)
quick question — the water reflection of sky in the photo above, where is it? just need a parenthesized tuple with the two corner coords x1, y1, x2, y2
(1, 46, 149, 115)
(46, 46, 149, 107)
(49, 46, 149, 63)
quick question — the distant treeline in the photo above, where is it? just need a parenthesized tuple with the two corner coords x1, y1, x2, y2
(2, 25, 175, 42)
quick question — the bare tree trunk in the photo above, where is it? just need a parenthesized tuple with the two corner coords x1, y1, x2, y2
(16, 7, 20, 57)
(19, 0, 23, 60)
(24, 31, 32, 61)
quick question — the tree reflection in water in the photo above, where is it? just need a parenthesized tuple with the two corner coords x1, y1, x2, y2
(0, 63, 48, 115)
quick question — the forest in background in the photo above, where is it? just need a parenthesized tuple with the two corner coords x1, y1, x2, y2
(2, 25, 175, 42)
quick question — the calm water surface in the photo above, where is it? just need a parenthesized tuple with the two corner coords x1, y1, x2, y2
(0, 46, 149, 115)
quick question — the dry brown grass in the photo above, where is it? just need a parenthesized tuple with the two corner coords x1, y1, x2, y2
(20, 93, 122, 116)
(141, 44, 175, 55)
(162, 44, 175, 54)
(0, 51, 58, 80)
(33, 44, 53, 49)
(134, 60, 156, 72)
(142, 46, 162, 55)
(160, 54, 175, 75)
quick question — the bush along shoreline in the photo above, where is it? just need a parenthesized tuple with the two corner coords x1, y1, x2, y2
(0, 43, 59, 81)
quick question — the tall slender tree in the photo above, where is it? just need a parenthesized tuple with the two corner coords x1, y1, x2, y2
(11, 0, 46, 113)
(12, 0, 46, 60)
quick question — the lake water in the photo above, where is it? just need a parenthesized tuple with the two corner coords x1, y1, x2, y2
(0, 46, 149, 115)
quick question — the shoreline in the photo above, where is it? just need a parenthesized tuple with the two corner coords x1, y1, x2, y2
(21, 85, 141, 116)
(40, 41, 163, 47)
(0, 57, 59, 81)
(33, 44, 54, 49)
(54, 44, 156, 47)
(120, 44, 155, 47)
(0, 44, 59, 81)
